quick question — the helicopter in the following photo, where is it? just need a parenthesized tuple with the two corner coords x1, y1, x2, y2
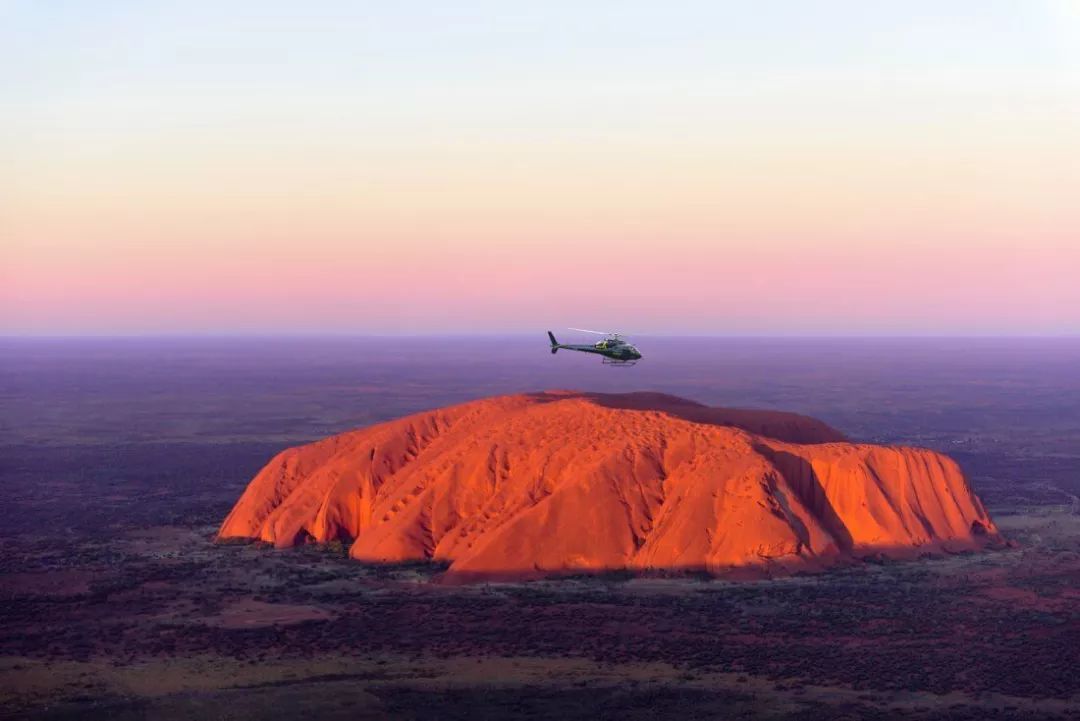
(547, 328, 642, 365)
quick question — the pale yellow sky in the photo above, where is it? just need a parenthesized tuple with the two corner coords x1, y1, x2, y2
(2, 1, 1078, 333)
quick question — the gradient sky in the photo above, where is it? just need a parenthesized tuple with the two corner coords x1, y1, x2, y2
(2, 1, 1078, 335)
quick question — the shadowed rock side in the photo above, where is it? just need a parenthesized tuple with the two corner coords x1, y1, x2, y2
(218, 391, 1000, 582)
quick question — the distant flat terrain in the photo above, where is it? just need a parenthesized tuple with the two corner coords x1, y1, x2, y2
(1, 337, 1078, 719)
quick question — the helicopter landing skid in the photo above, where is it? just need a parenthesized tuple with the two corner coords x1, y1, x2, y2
(602, 359, 637, 366)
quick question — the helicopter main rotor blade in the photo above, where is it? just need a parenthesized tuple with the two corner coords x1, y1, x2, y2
(568, 327, 617, 335)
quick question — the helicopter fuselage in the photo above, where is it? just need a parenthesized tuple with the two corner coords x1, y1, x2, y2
(547, 331, 641, 363)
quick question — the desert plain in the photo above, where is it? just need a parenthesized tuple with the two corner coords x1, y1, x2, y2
(2, 336, 1078, 720)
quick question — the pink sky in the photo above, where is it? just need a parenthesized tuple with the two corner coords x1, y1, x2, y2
(3, 2, 1078, 334)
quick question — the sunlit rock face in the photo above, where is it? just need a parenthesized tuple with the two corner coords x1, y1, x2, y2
(218, 391, 1000, 582)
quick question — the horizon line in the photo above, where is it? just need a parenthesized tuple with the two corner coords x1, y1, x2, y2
(2, 332, 1079, 341)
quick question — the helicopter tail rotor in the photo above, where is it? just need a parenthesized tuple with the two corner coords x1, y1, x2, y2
(547, 331, 559, 353)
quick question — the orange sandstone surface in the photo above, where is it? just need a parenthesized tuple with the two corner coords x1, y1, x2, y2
(217, 391, 1000, 582)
